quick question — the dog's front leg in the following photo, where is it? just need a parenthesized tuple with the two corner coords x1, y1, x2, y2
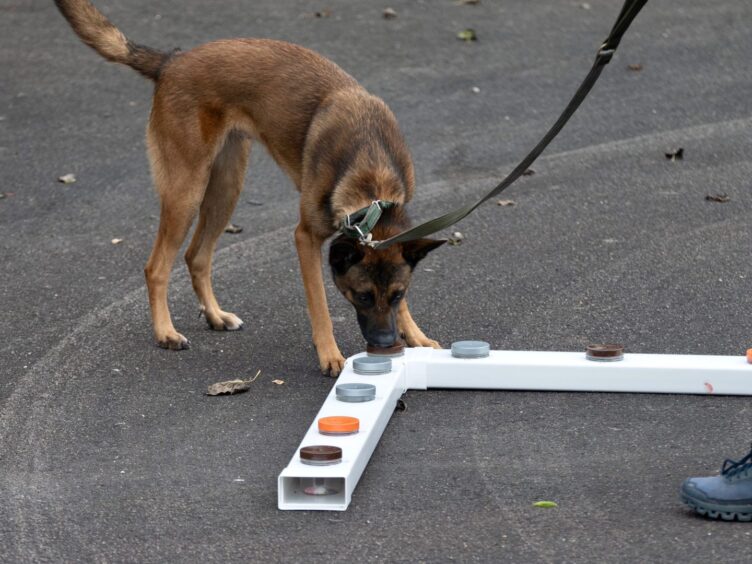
(397, 298, 441, 349)
(294, 223, 346, 376)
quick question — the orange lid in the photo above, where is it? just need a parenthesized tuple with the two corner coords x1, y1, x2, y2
(318, 416, 360, 434)
(747, 348, 752, 364)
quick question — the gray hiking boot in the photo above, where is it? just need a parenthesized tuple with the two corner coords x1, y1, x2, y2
(680, 444, 752, 521)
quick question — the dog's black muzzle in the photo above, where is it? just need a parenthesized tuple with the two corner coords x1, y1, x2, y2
(357, 311, 398, 348)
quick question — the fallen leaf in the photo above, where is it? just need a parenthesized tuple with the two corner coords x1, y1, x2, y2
(395, 399, 407, 412)
(383, 7, 397, 19)
(705, 193, 730, 203)
(448, 231, 464, 245)
(533, 501, 558, 508)
(224, 223, 243, 234)
(58, 173, 76, 184)
(314, 9, 332, 18)
(497, 199, 516, 207)
(457, 28, 477, 42)
(206, 370, 261, 396)
(111, 238, 123, 245)
(272, 379, 285, 385)
(522, 168, 535, 176)
(247, 200, 264, 206)
(664, 148, 684, 161)
(627, 63, 643, 71)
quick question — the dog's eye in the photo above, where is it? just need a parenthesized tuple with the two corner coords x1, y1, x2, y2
(356, 292, 374, 306)
(390, 291, 404, 305)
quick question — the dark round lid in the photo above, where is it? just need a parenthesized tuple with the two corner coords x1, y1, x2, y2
(367, 342, 405, 357)
(299, 445, 342, 462)
(586, 343, 624, 360)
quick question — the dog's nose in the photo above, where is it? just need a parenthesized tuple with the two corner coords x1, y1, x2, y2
(368, 331, 397, 348)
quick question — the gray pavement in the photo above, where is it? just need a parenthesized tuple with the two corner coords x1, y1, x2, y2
(2, 0, 752, 561)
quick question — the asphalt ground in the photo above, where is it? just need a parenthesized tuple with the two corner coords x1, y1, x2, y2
(2, 0, 752, 562)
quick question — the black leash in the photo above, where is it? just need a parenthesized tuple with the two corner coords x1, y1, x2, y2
(371, 0, 649, 250)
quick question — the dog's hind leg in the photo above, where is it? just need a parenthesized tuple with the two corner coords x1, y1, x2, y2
(144, 124, 213, 350)
(185, 131, 250, 331)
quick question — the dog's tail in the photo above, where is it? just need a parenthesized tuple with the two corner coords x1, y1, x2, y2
(54, 0, 170, 81)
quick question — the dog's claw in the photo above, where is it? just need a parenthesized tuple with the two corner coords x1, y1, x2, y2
(157, 333, 190, 350)
(318, 348, 346, 377)
(206, 311, 244, 331)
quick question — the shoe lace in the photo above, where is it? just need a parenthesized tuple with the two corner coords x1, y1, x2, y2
(721, 443, 752, 477)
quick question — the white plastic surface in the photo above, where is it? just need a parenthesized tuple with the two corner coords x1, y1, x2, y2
(278, 353, 407, 511)
(279, 347, 752, 510)
(405, 348, 752, 395)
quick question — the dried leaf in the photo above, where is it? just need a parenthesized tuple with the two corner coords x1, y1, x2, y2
(395, 399, 407, 412)
(224, 223, 243, 234)
(457, 28, 477, 42)
(627, 63, 643, 71)
(497, 199, 516, 207)
(522, 168, 535, 176)
(272, 379, 285, 385)
(111, 238, 123, 245)
(448, 231, 464, 246)
(665, 148, 684, 161)
(58, 173, 76, 184)
(383, 7, 397, 19)
(705, 193, 730, 203)
(533, 501, 558, 508)
(206, 370, 261, 396)
(314, 9, 332, 18)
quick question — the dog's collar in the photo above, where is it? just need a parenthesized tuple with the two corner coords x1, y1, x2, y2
(340, 200, 395, 246)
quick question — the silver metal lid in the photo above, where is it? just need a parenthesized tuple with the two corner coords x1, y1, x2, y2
(451, 340, 491, 359)
(336, 383, 377, 402)
(353, 356, 392, 375)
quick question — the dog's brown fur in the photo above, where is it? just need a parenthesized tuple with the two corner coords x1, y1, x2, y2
(55, 0, 444, 375)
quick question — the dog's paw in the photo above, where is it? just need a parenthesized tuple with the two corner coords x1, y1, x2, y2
(404, 334, 441, 349)
(318, 347, 346, 377)
(205, 310, 244, 331)
(156, 331, 190, 350)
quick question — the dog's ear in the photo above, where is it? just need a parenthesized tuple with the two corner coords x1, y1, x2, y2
(401, 238, 447, 269)
(329, 235, 366, 275)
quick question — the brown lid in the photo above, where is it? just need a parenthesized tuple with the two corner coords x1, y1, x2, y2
(586, 343, 624, 359)
(299, 445, 342, 462)
(366, 341, 405, 356)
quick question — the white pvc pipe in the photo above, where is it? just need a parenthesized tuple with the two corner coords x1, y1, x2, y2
(278, 354, 407, 511)
(279, 347, 751, 511)
(406, 349, 752, 395)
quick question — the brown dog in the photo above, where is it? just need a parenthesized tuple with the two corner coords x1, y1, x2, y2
(55, 0, 445, 375)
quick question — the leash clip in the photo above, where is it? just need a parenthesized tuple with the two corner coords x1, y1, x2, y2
(596, 44, 615, 65)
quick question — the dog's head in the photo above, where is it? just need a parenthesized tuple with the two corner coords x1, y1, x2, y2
(329, 234, 445, 348)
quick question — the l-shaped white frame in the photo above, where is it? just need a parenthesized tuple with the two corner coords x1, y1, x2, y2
(278, 347, 751, 511)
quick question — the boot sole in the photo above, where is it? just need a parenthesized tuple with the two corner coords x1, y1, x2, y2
(681, 493, 752, 522)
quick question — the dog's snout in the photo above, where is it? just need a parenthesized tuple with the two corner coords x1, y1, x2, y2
(367, 330, 398, 348)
